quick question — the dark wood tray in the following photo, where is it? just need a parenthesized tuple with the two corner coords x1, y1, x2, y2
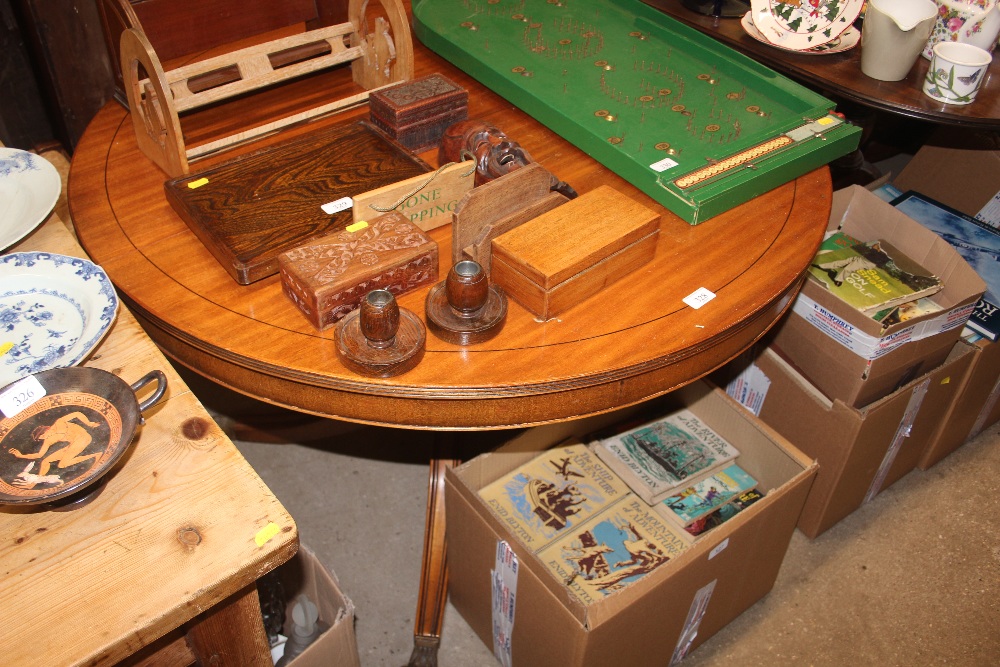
(164, 120, 431, 284)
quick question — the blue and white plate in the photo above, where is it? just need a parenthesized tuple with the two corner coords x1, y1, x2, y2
(0, 148, 61, 251)
(0, 252, 119, 387)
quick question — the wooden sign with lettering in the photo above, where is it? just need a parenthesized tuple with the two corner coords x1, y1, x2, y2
(352, 161, 474, 232)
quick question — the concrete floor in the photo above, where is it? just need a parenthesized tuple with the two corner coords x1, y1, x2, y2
(185, 371, 1000, 667)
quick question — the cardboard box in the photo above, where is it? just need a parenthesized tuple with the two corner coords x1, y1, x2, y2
(918, 336, 1000, 470)
(892, 129, 1000, 224)
(490, 186, 659, 320)
(446, 382, 817, 667)
(717, 345, 971, 539)
(767, 185, 986, 408)
(273, 544, 360, 667)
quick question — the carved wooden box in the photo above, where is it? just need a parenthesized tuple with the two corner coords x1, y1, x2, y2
(279, 211, 439, 330)
(490, 186, 660, 320)
(369, 73, 469, 153)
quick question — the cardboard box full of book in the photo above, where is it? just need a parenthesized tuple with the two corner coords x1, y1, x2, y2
(918, 336, 1000, 470)
(444, 382, 817, 667)
(891, 130, 1000, 225)
(717, 344, 973, 539)
(767, 185, 986, 408)
(270, 544, 360, 667)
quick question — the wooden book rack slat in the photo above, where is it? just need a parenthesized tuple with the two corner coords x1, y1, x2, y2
(165, 24, 361, 112)
(118, 0, 413, 177)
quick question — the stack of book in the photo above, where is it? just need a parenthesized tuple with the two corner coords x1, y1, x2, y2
(591, 410, 761, 536)
(476, 412, 765, 604)
(807, 231, 945, 325)
(478, 442, 690, 605)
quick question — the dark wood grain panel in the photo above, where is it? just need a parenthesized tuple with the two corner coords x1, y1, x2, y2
(164, 120, 430, 284)
(129, 0, 333, 61)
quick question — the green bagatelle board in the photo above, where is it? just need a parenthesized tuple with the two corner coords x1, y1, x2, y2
(413, 0, 862, 223)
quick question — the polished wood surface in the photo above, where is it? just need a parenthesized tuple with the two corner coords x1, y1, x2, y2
(0, 215, 297, 666)
(69, 5, 833, 430)
(642, 0, 1000, 129)
(163, 120, 429, 284)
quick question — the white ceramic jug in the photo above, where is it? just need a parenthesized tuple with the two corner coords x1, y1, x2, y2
(923, 0, 1000, 58)
(861, 0, 939, 80)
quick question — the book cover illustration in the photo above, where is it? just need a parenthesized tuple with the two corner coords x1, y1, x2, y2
(478, 442, 632, 552)
(658, 464, 758, 527)
(817, 229, 862, 253)
(871, 297, 942, 326)
(594, 409, 740, 504)
(808, 232, 944, 314)
(685, 488, 764, 537)
(538, 497, 690, 606)
(890, 190, 1000, 341)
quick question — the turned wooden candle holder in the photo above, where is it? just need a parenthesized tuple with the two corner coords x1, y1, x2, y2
(425, 260, 507, 345)
(336, 289, 425, 377)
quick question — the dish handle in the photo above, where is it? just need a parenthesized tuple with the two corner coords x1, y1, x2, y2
(131, 370, 168, 417)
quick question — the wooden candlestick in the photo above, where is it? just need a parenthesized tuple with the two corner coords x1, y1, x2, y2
(425, 260, 507, 345)
(360, 290, 400, 348)
(336, 289, 425, 377)
(446, 259, 489, 313)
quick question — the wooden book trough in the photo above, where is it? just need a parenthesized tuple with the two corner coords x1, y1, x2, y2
(106, 0, 413, 177)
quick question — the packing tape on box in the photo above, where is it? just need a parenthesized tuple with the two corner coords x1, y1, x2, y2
(492, 540, 518, 667)
(969, 374, 1000, 440)
(863, 377, 930, 504)
(791, 294, 976, 361)
(669, 579, 717, 666)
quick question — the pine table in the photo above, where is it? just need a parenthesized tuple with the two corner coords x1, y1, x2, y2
(0, 214, 297, 666)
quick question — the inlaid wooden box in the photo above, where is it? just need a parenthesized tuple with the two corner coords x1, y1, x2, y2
(369, 73, 468, 153)
(490, 186, 660, 320)
(279, 212, 438, 330)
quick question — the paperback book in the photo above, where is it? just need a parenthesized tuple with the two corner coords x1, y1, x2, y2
(592, 409, 741, 504)
(477, 441, 633, 552)
(684, 488, 764, 537)
(655, 463, 758, 528)
(808, 232, 944, 315)
(871, 297, 942, 326)
(890, 190, 1000, 341)
(537, 496, 691, 606)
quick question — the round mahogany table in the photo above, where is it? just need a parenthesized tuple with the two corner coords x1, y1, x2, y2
(69, 34, 831, 432)
(69, 17, 834, 662)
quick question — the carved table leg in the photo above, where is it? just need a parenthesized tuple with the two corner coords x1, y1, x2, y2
(406, 456, 460, 667)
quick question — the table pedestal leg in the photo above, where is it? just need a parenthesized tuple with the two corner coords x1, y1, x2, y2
(406, 457, 460, 667)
